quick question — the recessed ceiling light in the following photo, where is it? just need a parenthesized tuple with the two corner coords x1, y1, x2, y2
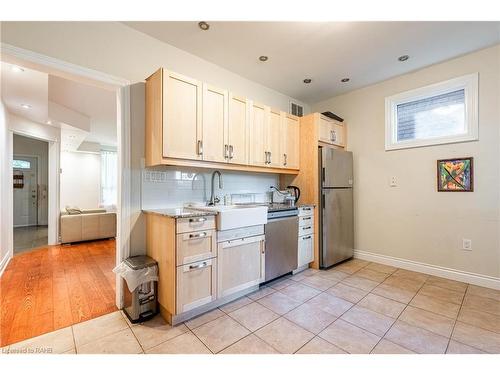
(398, 55, 410, 62)
(341, 78, 350, 83)
(259, 56, 268, 62)
(11, 66, 24, 73)
(198, 21, 210, 31)
(46, 120, 52, 125)
(20, 104, 32, 109)
(303, 78, 312, 84)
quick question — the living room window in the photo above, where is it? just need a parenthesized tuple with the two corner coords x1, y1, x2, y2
(101, 150, 117, 206)
(385, 73, 478, 150)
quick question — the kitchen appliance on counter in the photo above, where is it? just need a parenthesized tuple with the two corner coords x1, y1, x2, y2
(286, 185, 301, 205)
(319, 147, 354, 268)
(264, 206, 299, 282)
(269, 185, 301, 207)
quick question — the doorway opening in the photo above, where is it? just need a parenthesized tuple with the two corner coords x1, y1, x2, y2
(13, 134, 49, 254)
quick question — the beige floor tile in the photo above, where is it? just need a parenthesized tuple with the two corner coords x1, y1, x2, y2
(267, 277, 296, 290)
(342, 274, 380, 292)
(228, 302, 279, 331)
(357, 293, 406, 318)
(130, 315, 189, 350)
(398, 306, 455, 337)
(385, 321, 449, 354)
(192, 315, 250, 353)
(77, 329, 142, 354)
(280, 283, 321, 302)
(418, 284, 465, 305)
(463, 294, 500, 316)
(185, 308, 225, 330)
(305, 292, 353, 317)
(372, 283, 416, 304)
(63, 348, 76, 354)
(458, 307, 500, 333)
(371, 339, 415, 354)
(341, 306, 395, 336)
(219, 296, 253, 313)
(302, 268, 319, 276)
(296, 337, 347, 354)
(317, 269, 350, 281)
(425, 276, 468, 293)
(8, 327, 74, 354)
(318, 319, 380, 354)
(72, 311, 129, 347)
(333, 259, 369, 274)
(353, 268, 390, 283)
(146, 332, 211, 354)
(446, 340, 487, 354)
(246, 286, 275, 301)
(410, 293, 461, 319)
(451, 322, 500, 353)
(467, 285, 500, 302)
(257, 291, 302, 315)
(300, 275, 337, 291)
(365, 262, 397, 274)
(327, 283, 368, 303)
(285, 304, 337, 334)
(392, 269, 429, 283)
(289, 272, 307, 282)
(219, 334, 279, 354)
(255, 317, 314, 354)
(382, 274, 424, 292)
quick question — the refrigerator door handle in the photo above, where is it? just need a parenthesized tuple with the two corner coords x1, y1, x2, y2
(322, 193, 325, 209)
(322, 167, 325, 183)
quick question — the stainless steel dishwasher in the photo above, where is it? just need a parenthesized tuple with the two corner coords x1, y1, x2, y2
(264, 207, 299, 282)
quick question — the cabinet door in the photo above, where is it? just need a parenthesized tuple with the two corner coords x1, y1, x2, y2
(227, 94, 249, 165)
(202, 84, 228, 163)
(298, 234, 314, 268)
(319, 116, 334, 144)
(331, 123, 345, 147)
(176, 258, 216, 314)
(163, 71, 202, 160)
(217, 235, 265, 298)
(249, 102, 268, 166)
(282, 114, 300, 169)
(267, 109, 282, 167)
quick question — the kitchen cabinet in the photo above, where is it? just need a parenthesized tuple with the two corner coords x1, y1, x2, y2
(202, 84, 228, 163)
(319, 115, 345, 147)
(266, 108, 282, 167)
(249, 102, 268, 166)
(217, 235, 265, 298)
(297, 206, 315, 269)
(282, 113, 300, 169)
(226, 94, 249, 165)
(176, 229, 216, 266)
(176, 258, 217, 314)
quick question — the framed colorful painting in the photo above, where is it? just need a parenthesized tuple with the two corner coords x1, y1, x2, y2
(437, 157, 473, 192)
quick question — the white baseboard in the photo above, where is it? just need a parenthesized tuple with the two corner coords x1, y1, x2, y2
(354, 249, 500, 290)
(0, 254, 12, 278)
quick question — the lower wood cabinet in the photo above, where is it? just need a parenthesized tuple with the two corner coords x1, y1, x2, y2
(176, 258, 217, 314)
(176, 229, 216, 266)
(217, 235, 265, 299)
(298, 234, 314, 268)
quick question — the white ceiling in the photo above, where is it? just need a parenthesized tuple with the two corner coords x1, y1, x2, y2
(124, 21, 500, 103)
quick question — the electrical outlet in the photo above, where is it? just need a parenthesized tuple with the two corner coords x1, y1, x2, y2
(389, 176, 397, 187)
(462, 239, 472, 251)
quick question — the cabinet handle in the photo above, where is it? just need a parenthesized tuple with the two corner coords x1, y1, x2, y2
(283, 153, 287, 166)
(302, 235, 312, 240)
(264, 151, 269, 164)
(189, 217, 206, 223)
(197, 140, 203, 155)
(303, 226, 312, 230)
(302, 217, 311, 220)
(224, 144, 229, 159)
(189, 261, 208, 270)
(189, 232, 207, 239)
(268, 151, 272, 164)
(332, 130, 337, 142)
(229, 145, 234, 159)
(302, 207, 311, 211)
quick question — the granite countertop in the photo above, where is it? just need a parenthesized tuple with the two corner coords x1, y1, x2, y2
(142, 208, 216, 219)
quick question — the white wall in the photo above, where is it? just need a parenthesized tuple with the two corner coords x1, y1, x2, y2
(0, 101, 12, 275)
(60, 151, 101, 210)
(13, 134, 49, 225)
(312, 45, 500, 278)
(1, 22, 310, 113)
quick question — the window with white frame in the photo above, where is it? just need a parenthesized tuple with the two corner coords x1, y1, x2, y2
(100, 150, 117, 207)
(385, 73, 478, 150)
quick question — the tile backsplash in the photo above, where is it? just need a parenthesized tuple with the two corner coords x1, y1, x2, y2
(141, 166, 279, 209)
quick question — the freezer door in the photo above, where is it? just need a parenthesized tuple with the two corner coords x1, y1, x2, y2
(320, 188, 354, 268)
(321, 148, 353, 188)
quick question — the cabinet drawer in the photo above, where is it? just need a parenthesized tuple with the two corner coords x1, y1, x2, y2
(176, 216, 215, 234)
(176, 229, 216, 266)
(298, 206, 314, 217)
(298, 234, 314, 268)
(298, 223, 314, 236)
(176, 258, 217, 314)
(299, 215, 313, 227)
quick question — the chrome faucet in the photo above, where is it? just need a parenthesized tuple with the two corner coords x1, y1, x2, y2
(208, 170, 223, 206)
(192, 173, 207, 202)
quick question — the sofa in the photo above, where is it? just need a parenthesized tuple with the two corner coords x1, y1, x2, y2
(60, 208, 116, 244)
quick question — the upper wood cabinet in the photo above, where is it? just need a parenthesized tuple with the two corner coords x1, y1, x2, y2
(249, 102, 268, 167)
(202, 84, 228, 163)
(226, 94, 249, 165)
(267, 109, 282, 167)
(282, 113, 300, 169)
(319, 115, 345, 147)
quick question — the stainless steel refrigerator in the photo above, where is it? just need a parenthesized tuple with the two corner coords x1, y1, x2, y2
(319, 147, 354, 268)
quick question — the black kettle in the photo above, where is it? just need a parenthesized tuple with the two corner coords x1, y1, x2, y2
(287, 185, 301, 205)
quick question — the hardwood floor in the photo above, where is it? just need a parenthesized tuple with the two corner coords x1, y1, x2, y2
(0, 239, 116, 347)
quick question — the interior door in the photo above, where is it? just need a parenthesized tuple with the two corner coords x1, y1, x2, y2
(249, 102, 268, 166)
(227, 94, 249, 165)
(267, 109, 282, 167)
(13, 156, 38, 227)
(202, 84, 228, 162)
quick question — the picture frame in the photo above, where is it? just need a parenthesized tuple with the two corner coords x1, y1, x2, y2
(437, 157, 474, 192)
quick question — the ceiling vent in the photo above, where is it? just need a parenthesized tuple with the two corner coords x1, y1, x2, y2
(290, 102, 304, 117)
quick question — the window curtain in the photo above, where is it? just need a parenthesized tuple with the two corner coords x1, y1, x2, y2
(101, 150, 117, 207)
